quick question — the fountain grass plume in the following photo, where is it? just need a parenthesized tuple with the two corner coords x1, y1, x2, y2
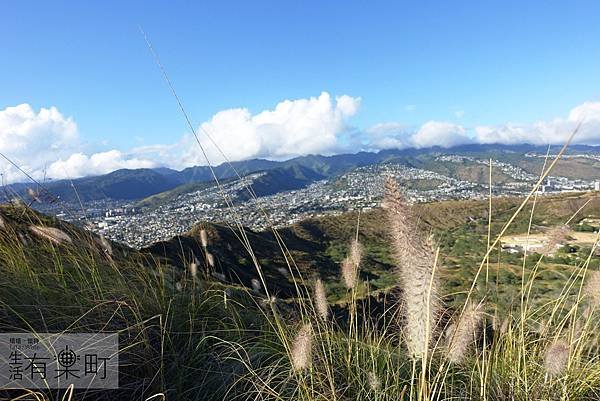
(96, 234, 113, 256)
(189, 262, 198, 279)
(341, 256, 357, 289)
(583, 270, 600, 309)
(341, 239, 363, 289)
(29, 225, 72, 245)
(251, 278, 262, 293)
(367, 370, 381, 391)
(383, 176, 440, 359)
(207, 252, 215, 268)
(541, 225, 570, 256)
(291, 323, 313, 372)
(445, 300, 484, 364)
(313, 278, 329, 321)
(544, 339, 570, 377)
(200, 229, 209, 248)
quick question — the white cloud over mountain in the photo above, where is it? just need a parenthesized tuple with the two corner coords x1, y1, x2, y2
(0, 104, 157, 183)
(2, 94, 600, 183)
(45, 151, 157, 179)
(368, 101, 600, 150)
(175, 92, 361, 168)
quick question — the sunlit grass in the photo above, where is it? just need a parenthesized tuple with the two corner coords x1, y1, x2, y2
(1, 143, 599, 400)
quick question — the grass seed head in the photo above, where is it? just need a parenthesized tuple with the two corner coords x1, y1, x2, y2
(206, 252, 215, 268)
(313, 278, 329, 321)
(341, 239, 363, 289)
(384, 176, 440, 359)
(291, 323, 312, 372)
(27, 188, 41, 203)
(584, 270, 600, 309)
(544, 339, 570, 377)
(367, 371, 381, 391)
(189, 262, 198, 278)
(251, 278, 262, 292)
(96, 235, 112, 256)
(446, 301, 484, 364)
(200, 229, 209, 248)
(29, 225, 72, 245)
(541, 225, 570, 256)
(341, 256, 357, 289)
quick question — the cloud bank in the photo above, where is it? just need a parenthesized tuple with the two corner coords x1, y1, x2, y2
(369, 101, 600, 150)
(2, 94, 600, 183)
(0, 104, 157, 183)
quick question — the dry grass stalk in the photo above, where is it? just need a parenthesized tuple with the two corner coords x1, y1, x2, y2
(583, 270, 600, 309)
(313, 278, 329, 321)
(446, 301, 484, 364)
(29, 225, 72, 245)
(0, 213, 5, 230)
(200, 229, 209, 248)
(544, 339, 570, 377)
(290, 323, 312, 371)
(383, 177, 439, 359)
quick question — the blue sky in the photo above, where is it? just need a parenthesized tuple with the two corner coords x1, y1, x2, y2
(2, 1, 600, 181)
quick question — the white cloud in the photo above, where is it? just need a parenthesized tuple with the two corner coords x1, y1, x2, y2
(472, 102, 600, 146)
(410, 121, 470, 148)
(365, 101, 600, 151)
(365, 120, 471, 149)
(0, 93, 361, 183)
(3, 97, 600, 184)
(0, 104, 156, 183)
(0, 104, 78, 182)
(365, 122, 411, 150)
(176, 92, 361, 168)
(46, 151, 158, 179)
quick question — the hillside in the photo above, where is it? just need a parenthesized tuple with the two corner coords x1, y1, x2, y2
(1, 189, 599, 399)
(143, 191, 600, 308)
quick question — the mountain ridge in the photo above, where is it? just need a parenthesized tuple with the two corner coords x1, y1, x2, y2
(4, 143, 600, 204)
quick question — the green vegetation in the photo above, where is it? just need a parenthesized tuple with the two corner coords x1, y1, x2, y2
(0, 189, 599, 400)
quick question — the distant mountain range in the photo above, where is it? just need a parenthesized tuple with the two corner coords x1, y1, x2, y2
(3, 143, 600, 204)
